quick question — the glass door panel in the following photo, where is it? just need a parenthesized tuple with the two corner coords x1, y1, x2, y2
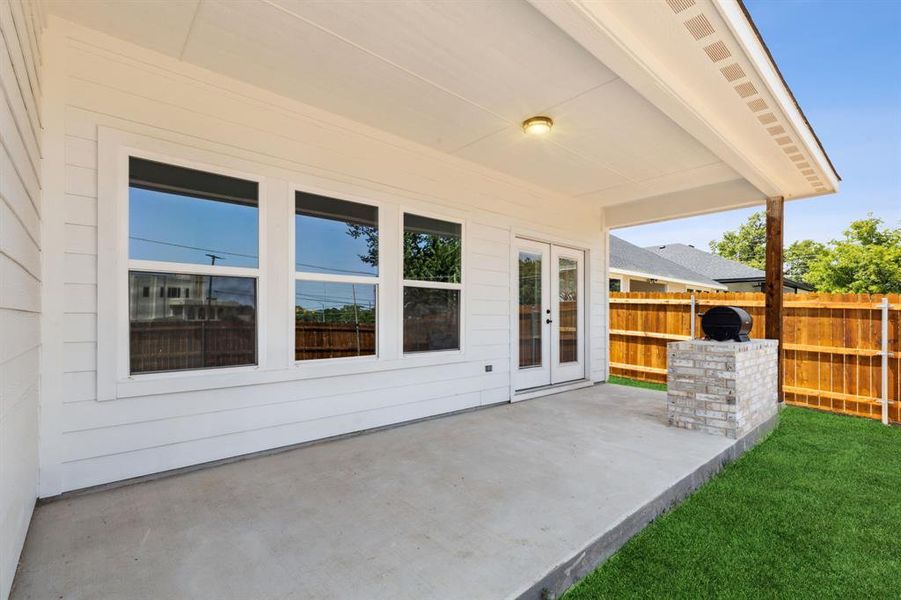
(518, 251, 543, 368)
(557, 257, 578, 364)
(515, 240, 551, 391)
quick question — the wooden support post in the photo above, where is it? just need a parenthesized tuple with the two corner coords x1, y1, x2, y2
(765, 196, 785, 402)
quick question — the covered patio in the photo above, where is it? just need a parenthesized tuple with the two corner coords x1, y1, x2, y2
(1, 1, 839, 597)
(12, 384, 770, 599)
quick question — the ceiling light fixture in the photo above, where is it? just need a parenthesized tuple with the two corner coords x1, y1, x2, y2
(522, 116, 553, 136)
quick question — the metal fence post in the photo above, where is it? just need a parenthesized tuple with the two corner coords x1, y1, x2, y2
(881, 297, 889, 425)
(690, 294, 696, 339)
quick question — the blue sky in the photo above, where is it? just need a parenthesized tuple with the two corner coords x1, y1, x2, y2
(614, 0, 901, 250)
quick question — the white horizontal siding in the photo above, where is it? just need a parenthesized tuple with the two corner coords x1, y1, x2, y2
(41, 19, 608, 496)
(60, 391, 483, 492)
(0, 1, 42, 597)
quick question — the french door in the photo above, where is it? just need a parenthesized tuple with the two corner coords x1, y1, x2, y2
(515, 239, 585, 391)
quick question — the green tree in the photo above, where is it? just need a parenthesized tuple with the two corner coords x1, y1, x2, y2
(709, 211, 766, 270)
(805, 216, 901, 293)
(784, 239, 826, 284)
(402, 231, 461, 283)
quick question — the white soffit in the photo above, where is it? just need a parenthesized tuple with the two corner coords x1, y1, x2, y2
(530, 0, 838, 201)
(47, 0, 754, 205)
(46, 0, 199, 56)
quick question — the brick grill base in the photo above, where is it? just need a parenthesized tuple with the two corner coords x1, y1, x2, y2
(667, 340, 778, 439)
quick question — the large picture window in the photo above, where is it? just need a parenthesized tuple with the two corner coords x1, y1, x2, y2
(294, 191, 378, 360)
(128, 157, 259, 374)
(402, 213, 462, 353)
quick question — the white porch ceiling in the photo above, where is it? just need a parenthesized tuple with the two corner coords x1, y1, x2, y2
(47, 0, 741, 204)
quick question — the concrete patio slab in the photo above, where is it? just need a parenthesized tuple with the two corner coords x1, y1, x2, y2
(12, 384, 769, 599)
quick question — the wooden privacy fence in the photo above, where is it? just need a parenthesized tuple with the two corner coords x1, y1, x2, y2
(609, 292, 900, 424)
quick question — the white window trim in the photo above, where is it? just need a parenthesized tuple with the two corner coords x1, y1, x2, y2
(400, 209, 466, 357)
(97, 129, 474, 400)
(97, 128, 268, 400)
(289, 184, 382, 366)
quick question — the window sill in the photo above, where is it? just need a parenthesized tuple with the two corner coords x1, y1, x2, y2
(113, 352, 470, 399)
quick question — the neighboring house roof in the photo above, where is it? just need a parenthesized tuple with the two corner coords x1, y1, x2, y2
(609, 236, 726, 290)
(647, 243, 813, 291)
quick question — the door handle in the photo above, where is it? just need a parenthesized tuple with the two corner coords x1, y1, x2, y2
(546, 318, 553, 324)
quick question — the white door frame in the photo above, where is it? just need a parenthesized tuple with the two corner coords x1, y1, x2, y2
(511, 236, 587, 397)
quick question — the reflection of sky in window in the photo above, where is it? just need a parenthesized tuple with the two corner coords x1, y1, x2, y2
(129, 188, 259, 268)
(295, 214, 377, 276)
(209, 277, 256, 307)
(295, 281, 376, 311)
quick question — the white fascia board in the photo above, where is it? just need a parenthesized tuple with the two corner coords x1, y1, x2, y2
(605, 178, 765, 229)
(713, 0, 839, 190)
(609, 268, 727, 291)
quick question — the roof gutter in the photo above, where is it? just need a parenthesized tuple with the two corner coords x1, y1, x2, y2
(609, 267, 728, 291)
(715, 276, 814, 291)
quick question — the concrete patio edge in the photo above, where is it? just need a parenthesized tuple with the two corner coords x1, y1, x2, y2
(516, 412, 780, 600)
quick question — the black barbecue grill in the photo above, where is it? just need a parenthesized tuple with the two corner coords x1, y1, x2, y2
(701, 306, 753, 342)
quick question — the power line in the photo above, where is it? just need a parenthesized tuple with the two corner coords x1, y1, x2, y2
(295, 262, 377, 276)
(129, 235, 378, 275)
(129, 236, 258, 260)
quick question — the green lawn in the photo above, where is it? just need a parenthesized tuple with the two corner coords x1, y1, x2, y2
(563, 407, 901, 599)
(607, 375, 667, 392)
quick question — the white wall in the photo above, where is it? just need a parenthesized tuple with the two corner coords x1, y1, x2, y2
(0, 1, 44, 597)
(39, 19, 608, 496)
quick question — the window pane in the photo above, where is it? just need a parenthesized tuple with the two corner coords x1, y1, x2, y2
(519, 251, 542, 368)
(403, 213, 461, 283)
(129, 272, 257, 373)
(129, 158, 259, 268)
(609, 279, 621, 292)
(559, 257, 578, 364)
(295, 281, 376, 360)
(295, 191, 378, 276)
(403, 287, 460, 352)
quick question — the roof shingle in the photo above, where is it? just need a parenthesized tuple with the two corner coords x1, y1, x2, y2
(646, 243, 763, 280)
(609, 237, 724, 289)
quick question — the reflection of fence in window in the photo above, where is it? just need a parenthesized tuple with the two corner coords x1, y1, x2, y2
(295, 322, 376, 360)
(518, 304, 578, 366)
(402, 287, 460, 352)
(519, 306, 542, 368)
(130, 320, 256, 373)
(294, 281, 377, 360)
(558, 301, 577, 363)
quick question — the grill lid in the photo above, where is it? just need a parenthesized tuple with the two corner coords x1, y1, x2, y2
(701, 306, 753, 342)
